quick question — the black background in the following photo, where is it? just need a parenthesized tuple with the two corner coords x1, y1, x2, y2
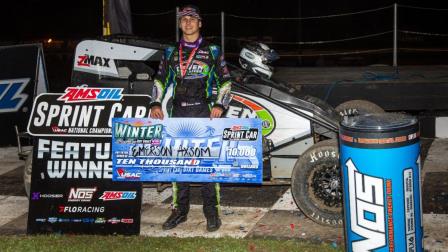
(27, 137, 142, 235)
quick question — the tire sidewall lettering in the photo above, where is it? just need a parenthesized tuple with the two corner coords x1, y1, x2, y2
(310, 211, 342, 225)
(308, 149, 338, 163)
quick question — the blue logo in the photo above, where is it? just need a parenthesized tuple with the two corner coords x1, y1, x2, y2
(82, 218, 95, 223)
(0, 78, 30, 113)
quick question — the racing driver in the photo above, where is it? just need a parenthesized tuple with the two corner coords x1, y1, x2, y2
(150, 5, 232, 232)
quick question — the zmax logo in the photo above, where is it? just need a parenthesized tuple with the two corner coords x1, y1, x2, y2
(346, 159, 386, 251)
(77, 55, 110, 67)
(0, 78, 30, 113)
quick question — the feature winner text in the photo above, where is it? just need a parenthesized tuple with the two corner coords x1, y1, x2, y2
(37, 139, 112, 179)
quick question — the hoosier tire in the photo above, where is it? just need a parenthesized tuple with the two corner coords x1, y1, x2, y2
(291, 139, 343, 227)
(335, 99, 384, 117)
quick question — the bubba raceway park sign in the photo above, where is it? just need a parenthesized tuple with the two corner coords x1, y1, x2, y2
(26, 86, 151, 235)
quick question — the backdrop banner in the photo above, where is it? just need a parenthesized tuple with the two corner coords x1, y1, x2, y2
(26, 88, 148, 235)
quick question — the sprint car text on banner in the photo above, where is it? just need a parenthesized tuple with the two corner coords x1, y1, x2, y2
(112, 118, 263, 183)
(27, 87, 151, 137)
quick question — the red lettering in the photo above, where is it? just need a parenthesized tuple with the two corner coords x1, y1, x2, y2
(77, 55, 89, 66)
(58, 88, 77, 101)
(73, 89, 90, 100)
(100, 191, 123, 201)
(386, 179, 392, 195)
(387, 189, 394, 251)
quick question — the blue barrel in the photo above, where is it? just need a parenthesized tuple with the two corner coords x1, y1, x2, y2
(339, 113, 423, 252)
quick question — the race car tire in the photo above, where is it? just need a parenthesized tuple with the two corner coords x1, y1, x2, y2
(291, 139, 343, 227)
(24, 149, 33, 198)
(335, 99, 384, 117)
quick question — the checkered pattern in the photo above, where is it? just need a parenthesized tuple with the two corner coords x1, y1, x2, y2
(178, 6, 201, 20)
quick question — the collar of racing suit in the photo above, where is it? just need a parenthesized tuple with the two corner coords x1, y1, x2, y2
(180, 36, 203, 49)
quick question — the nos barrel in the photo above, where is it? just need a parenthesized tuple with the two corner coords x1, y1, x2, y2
(339, 113, 423, 252)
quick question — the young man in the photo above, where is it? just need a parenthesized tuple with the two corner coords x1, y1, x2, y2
(149, 5, 232, 232)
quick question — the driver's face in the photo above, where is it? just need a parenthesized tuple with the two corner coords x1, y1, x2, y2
(179, 16, 201, 36)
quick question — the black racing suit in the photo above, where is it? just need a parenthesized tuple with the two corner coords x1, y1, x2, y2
(150, 39, 232, 218)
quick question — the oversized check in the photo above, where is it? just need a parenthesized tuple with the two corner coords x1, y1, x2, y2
(111, 118, 263, 183)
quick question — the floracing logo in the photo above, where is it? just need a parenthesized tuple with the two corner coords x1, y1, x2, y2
(116, 168, 141, 180)
(99, 191, 137, 201)
(0, 78, 30, 113)
(68, 187, 97, 202)
(58, 205, 105, 213)
(77, 55, 111, 68)
(57, 87, 123, 103)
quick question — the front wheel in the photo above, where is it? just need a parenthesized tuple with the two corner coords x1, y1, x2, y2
(291, 139, 343, 227)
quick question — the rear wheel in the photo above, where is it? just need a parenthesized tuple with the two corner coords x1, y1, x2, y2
(291, 139, 343, 227)
(335, 99, 384, 117)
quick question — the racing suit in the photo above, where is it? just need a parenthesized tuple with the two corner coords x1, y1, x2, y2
(150, 37, 232, 218)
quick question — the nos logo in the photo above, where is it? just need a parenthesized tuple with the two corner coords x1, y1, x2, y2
(68, 187, 97, 202)
(346, 159, 386, 251)
(0, 78, 30, 113)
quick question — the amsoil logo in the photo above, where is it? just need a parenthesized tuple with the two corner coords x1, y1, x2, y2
(77, 55, 111, 67)
(0, 78, 30, 113)
(99, 191, 137, 201)
(68, 187, 97, 202)
(57, 87, 123, 103)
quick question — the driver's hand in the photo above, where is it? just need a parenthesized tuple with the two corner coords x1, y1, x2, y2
(210, 107, 223, 119)
(150, 106, 164, 120)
